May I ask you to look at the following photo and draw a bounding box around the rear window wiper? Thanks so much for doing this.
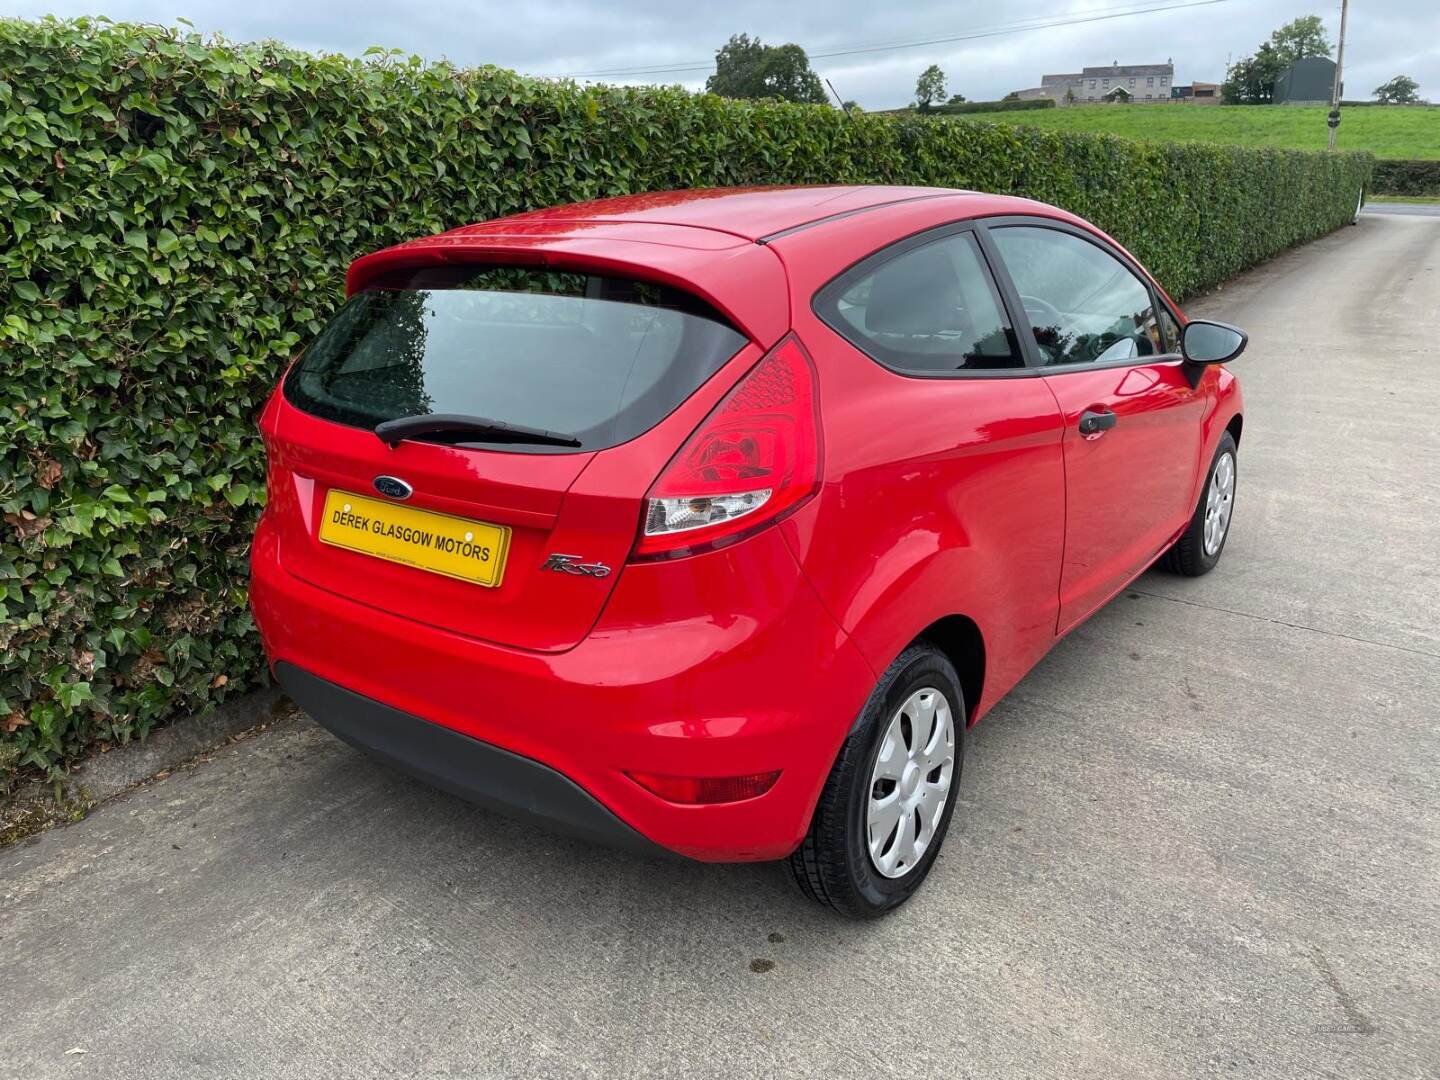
[374,413,582,449]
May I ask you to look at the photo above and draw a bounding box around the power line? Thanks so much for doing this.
[555,4,1166,77]
[561,4,1160,75]
[542,0,1239,80]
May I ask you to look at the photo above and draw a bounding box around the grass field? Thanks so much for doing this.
[975,104,1440,160]
[1368,194,1440,204]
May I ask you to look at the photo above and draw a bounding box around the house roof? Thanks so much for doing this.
[1080,63,1173,77]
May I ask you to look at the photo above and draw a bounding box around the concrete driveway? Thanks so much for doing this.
[4,214,1438,1080]
[1363,201,1440,217]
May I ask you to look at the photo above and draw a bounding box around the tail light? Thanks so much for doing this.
[626,769,782,804]
[632,333,821,560]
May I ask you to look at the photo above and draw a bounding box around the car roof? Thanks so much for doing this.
[344,187,1099,347]
[440,186,1047,244]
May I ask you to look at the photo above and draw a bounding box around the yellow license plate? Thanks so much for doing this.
[318,489,511,588]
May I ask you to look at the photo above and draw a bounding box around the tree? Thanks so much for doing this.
[1222,42,1284,104]
[1268,14,1332,66]
[915,65,946,112]
[705,34,828,104]
[1373,75,1421,104]
[1224,15,1333,105]
[947,92,968,105]
[841,100,862,113]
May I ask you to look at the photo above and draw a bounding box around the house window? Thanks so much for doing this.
[1147,76,1154,86]
[1129,77,1136,86]
[1160,77,1168,85]
[1089,79,1096,88]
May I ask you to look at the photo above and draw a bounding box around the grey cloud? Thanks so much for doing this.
[12,0,1440,106]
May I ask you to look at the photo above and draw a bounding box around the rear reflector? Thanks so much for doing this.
[626,769,782,805]
[632,333,821,559]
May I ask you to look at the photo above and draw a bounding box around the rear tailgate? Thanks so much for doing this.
[264,226,786,653]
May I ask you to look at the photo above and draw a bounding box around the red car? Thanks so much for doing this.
[250,186,1245,917]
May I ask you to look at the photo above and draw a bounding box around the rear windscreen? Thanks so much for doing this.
[284,266,749,452]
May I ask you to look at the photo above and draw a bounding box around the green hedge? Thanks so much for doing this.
[0,17,1372,783]
[883,99,1057,116]
[1371,159,1440,196]
[935,99,1058,114]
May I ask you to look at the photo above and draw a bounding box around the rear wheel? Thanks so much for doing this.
[787,644,964,918]
[1160,432,1237,576]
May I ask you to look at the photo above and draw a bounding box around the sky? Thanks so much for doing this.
[10,0,1439,107]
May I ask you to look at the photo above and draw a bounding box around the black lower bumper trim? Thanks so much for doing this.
[274,662,670,858]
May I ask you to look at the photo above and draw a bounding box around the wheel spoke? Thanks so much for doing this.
[891,808,917,871]
[868,793,901,853]
[927,737,950,777]
[924,744,951,775]
[908,692,936,759]
[922,715,952,772]
[874,718,906,781]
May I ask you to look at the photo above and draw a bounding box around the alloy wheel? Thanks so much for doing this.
[1203,450,1236,556]
[866,687,956,879]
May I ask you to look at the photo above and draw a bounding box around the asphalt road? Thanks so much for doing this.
[4,214,1439,1080]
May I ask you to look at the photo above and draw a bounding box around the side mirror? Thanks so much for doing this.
[1181,319,1247,365]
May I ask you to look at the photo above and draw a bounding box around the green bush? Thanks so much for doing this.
[1371,158,1440,196]
[0,17,1372,783]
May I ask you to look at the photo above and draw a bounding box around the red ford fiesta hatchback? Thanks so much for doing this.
[250,186,1245,917]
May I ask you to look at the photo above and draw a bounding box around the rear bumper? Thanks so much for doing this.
[250,517,876,861]
[275,661,669,857]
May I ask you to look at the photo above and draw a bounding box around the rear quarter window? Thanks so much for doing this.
[285,266,748,452]
[814,230,1024,375]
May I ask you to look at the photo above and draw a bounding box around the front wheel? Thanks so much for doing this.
[1160,432,1237,576]
[786,644,964,918]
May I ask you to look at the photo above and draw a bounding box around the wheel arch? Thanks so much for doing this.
[1225,411,1243,447]
[917,615,986,727]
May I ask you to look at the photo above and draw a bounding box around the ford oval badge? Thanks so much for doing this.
[372,475,413,500]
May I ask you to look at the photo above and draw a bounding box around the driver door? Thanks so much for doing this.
[984,221,1205,634]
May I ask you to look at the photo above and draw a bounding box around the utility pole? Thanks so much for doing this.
[1327,0,1349,150]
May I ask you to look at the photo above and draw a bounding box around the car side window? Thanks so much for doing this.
[817,231,1024,374]
[990,226,1161,367]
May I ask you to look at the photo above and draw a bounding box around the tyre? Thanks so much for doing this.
[786,643,964,918]
[1160,432,1237,576]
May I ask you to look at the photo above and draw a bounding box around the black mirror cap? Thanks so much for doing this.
[1181,319,1248,365]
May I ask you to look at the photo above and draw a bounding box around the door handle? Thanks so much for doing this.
[1078,408,1117,437]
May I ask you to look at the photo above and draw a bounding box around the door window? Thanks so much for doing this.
[991,226,1161,367]
[816,231,1023,374]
